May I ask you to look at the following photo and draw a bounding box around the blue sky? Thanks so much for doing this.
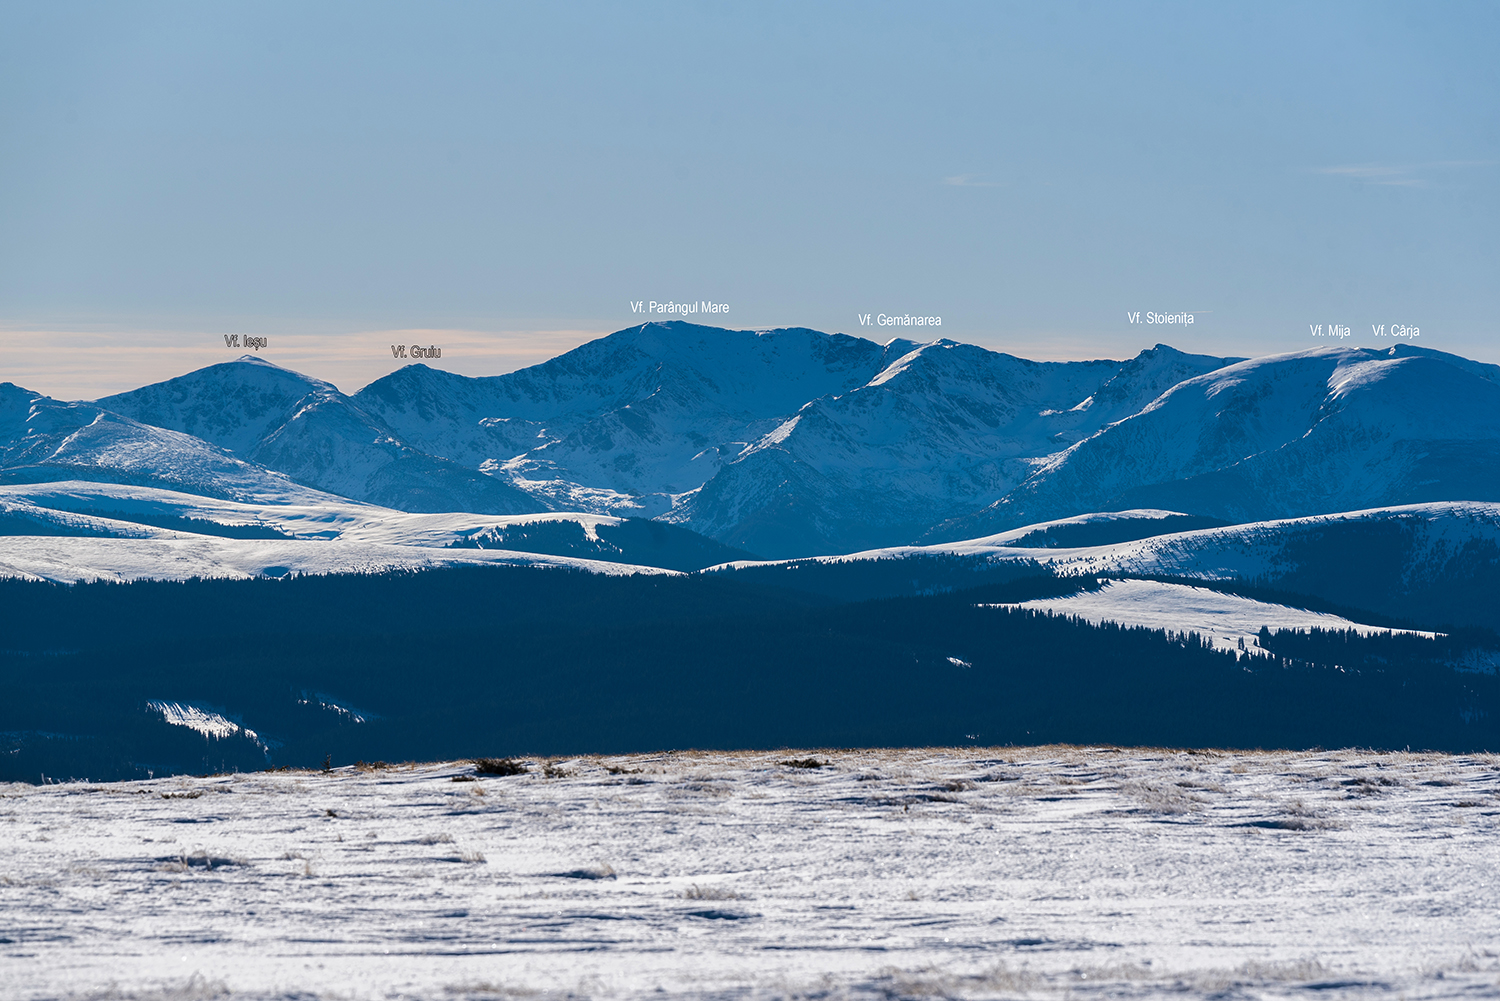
[2,1,1496,396]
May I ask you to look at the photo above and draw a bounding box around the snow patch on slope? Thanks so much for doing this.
[147,701,260,742]
[996,579,1436,656]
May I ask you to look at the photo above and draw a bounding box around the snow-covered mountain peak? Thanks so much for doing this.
[99,356,339,456]
[1093,344,1247,418]
[9,326,1494,562]
[84,359,551,516]
[866,339,958,387]
[0,384,342,506]
[229,353,287,369]
[929,342,1500,542]
[670,339,1242,557]
[1,382,44,428]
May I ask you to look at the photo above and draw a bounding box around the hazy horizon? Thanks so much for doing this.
[6,317,1484,402]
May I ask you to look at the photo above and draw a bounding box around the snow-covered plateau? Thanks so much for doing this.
[0,534,674,584]
[0,482,744,573]
[4,748,1498,1001]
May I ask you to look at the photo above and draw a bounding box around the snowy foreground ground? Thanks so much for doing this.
[4,748,1499,1001]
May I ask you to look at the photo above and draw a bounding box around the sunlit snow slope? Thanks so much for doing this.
[932,345,1500,540]
[0,481,749,571]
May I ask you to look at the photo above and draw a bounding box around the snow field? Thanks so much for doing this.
[0,481,634,549]
[0,535,676,584]
[997,579,1437,655]
[3,747,1499,999]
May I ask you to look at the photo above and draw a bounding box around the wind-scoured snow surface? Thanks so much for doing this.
[4,749,1499,1000]
[997,579,1435,654]
[0,536,675,583]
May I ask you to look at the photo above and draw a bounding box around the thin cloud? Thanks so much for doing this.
[1316,165,1405,178]
[942,173,1002,188]
[1313,160,1497,187]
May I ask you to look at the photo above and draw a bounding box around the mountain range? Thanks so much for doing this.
[3,321,1499,564]
[6,323,1500,776]
[930,343,1500,541]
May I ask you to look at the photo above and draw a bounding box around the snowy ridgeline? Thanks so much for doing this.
[3,748,1499,1001]
[8,326,1500,559]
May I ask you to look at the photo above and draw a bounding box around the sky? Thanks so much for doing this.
[1,0,1496,398]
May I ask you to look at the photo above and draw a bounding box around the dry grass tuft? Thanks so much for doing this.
[157,851,241,872]
[682,884,745,900]
[1118,779,1207,814]
[1253,814,1346,831]
[444,983,545,998]
[1344,774,1404,795]
[882,962,1038,997]
[1,873,58,887]
[780,757,826,769]
[83,972,232,999]
[474,758,527,776]
[1235,957,1330,981]
[552,863,616,880]
[1176,777,1226,792]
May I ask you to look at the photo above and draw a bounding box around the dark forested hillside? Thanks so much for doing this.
[2,567,1496,783]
